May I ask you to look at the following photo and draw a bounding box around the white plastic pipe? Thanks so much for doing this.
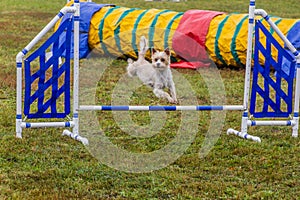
[79,105,244,111]
[62,130,89,145]
[292,59,300,137]
[238,0,256,137]
[227,128,261,142]
[72,0,80,137]
[21,121,74,128]
[243,0,256,110]
[16,63,23,138]
[16,7,76,61]
[247,120,295,126]
[254,9,298,54]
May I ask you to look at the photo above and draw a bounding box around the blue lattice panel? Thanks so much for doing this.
[250,20,296,118]
[24,18,73,119]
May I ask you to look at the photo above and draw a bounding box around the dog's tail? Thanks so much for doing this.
[139,36,148,57]
[126,58,137,77]
[136,36,149,65]
[127,36,148,77]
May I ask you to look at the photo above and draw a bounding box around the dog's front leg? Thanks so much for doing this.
[169,81,177,104]
[153,88,175,103]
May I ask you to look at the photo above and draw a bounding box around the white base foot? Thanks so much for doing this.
[292,133,298,138]
[292,129,298,138]
[16,133,22,139]
[62,130,89,145]
[227,128,261,143]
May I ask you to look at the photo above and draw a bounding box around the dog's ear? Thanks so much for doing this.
[164,47,170,56]
[151,48,157,55]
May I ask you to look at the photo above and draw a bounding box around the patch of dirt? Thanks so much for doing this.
[0,71,16,89]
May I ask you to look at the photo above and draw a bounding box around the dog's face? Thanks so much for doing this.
[151,48,170,70]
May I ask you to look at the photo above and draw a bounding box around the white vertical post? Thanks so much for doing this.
[241,0,256,133]
[61,2,89,145]
[72,0,80,137]
[16,53,24,138]
[292,57,300,137]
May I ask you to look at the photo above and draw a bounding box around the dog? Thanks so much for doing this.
[127,36,177,104]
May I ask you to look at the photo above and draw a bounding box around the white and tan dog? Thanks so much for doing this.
[127,36,177,103]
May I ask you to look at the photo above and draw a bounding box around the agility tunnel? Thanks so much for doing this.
[16,0,300,147]
[57,1,300,69]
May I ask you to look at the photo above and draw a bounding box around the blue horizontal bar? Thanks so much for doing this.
[101,106,129,111]
[196,106,223,110]
[97,106,228,111]
[149,106,177,111]
[77,105,248,112]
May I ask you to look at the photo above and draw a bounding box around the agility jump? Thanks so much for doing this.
[16,0,300,144]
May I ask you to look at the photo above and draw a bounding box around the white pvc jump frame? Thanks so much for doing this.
[16,0,300,145]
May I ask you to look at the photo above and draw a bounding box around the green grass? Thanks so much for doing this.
[1,0,300,199]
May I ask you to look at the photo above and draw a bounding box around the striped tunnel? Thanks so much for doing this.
[60,1,300,69]
[88,6,183,62]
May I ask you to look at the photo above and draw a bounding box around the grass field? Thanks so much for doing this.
[0,0,300,199]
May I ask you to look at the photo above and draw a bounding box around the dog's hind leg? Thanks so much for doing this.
[127,58,136,77]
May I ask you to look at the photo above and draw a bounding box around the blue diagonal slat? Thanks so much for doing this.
[24,16,72,119]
